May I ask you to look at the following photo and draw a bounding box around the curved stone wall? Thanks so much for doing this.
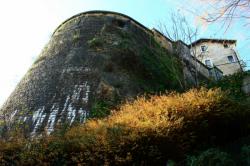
[0,10,179,136]
[53,11,153,36]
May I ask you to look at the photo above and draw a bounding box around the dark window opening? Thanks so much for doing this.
[227,55,235,63]
[112,19,126,28]
[205,59,212,67]
[224,44,229,48]
[201,45,207,52]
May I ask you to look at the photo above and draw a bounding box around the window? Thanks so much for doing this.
[205,59,213,68]
[201,45,207,52]
[112,19,126,28]
[227,55,235,63]
[224,44,229,48]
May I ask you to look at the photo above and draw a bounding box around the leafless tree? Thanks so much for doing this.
[192,0,249,70]
[158,12,202,86]
[199,0,250,31]
[158,13,198,44]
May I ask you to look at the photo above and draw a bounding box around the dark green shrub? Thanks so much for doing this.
[241,145,250,165]
[187,148,235,166]
[207,71,250,101]
[90,101,111,118]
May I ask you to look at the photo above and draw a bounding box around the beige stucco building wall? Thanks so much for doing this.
[190,41,242,75]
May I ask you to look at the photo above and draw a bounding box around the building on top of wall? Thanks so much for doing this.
[189,38,243,75]
[174,40,223,82]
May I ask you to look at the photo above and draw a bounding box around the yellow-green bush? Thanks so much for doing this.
[0,88,249,165]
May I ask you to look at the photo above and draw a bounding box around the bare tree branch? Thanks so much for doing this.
[158,12,201,86]
[200,0,250,30]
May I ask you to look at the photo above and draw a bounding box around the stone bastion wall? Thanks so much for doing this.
[0,10,178,136]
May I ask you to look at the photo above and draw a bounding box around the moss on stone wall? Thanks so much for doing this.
[84,24,185,119]
[114,28,184,92]
[87,24,184,93]
[87,37,104,48]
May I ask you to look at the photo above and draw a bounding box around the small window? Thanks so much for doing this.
[227,55,235,63]
[205,59,213,68]
[224,44,229,48]
[112,19,126,28]
[201,45,207,52]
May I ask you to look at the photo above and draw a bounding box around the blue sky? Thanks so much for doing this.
[0,0,249,106]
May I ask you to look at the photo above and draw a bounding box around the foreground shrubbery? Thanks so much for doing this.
[0,88,250,165]
[186,145,250,166]
[207,71,250,101]
[187,148,235,166]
